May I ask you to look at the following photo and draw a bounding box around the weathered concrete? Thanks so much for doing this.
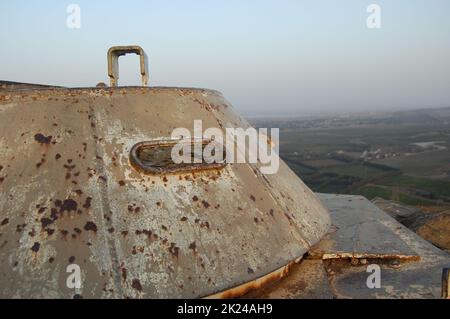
[245,194,450,299]
[372,198,450,251]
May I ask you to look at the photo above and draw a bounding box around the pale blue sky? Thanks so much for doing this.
[1,0,449,115]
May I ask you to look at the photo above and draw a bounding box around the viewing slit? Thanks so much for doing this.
[129,139,226,175]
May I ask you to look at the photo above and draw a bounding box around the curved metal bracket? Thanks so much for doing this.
[107,45,148,87]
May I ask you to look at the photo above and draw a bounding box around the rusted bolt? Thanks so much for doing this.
[350,258,359,266]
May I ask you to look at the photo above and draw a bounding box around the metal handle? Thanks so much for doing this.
[107,45,149,87]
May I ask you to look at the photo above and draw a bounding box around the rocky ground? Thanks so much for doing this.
[372,198,450,254]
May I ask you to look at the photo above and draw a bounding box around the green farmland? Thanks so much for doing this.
[252,114,450,209]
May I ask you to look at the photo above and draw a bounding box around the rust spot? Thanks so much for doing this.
[36,157,45,168]
[250,195,256,202]
[40,217,53,228]
[169,243,180,258]
[118,180,125,186]
[192,195,198,202]
[121,268,127,281]
[50,208,58,220]
[48,257,55,263]
[180,217,188,222]
[31,242,40,253]
[142,229,153,239]
[0,218,8,226]
[162,177,168,183]
[68,256,75,263]
[16,224,26,232]
[189,242,196,251]
[247,267,254,274]
[202,221,210,229]
[84,221,98,232]
[34,133,52,145]
[64,164,76,170]
[82,197,92,209]
[0,240,8,248]
[131,279,142,291]
[60,199,78,213]
[201,200,210,209]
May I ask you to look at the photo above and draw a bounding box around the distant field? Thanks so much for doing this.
[277,122,450,208]
[280,125,450,153]
[379,175,450,198]
[322,164,387,179]
[375,148,450,180]
[283,158,316,175]
[354,185,438,206]
[302,159,346,168]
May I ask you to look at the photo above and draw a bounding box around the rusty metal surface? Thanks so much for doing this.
[0,86,330,298]
[242,259,334,299]
[205,258,300,299]
[0,81,61,92]
[245,194,450,299]
[309,194,421,260]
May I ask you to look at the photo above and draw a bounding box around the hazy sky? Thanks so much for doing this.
[1,0,449,116]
